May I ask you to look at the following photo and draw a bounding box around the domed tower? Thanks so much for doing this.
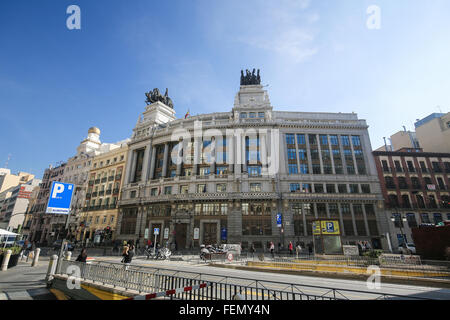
[77,127,102,155]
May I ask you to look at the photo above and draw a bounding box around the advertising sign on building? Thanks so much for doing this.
[46,182,75,214]
[164,227,169,239]
[193,227,200,240]
[221,227,227,241]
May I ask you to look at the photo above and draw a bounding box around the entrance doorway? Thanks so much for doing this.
[175,223,188,249]
[203,223,217,245]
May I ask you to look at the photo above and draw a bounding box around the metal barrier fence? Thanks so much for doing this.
[57,260,432,300]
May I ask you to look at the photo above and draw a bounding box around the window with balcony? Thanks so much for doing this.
[361,184,371,193]
[314,184,324,193]
[248,166,261,176]
[326,184,336,193]
[164,186,172,195]
[250,183,261,192]
[338,184,347,193]
[290,183,300,192]
[406,213,417,228]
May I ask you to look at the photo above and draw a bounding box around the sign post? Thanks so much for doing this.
[46,182,75,274]
[153,228,159,256]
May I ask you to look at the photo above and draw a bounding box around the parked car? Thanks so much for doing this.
[399,243,416,255]
[52,240,74,251]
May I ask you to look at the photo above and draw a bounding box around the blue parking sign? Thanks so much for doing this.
[46,182,75,214]
[276,213,282,227]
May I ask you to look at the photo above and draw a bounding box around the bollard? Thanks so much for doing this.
[65,251,72,261]
[31,248,41,267]
[46,255,58,282]
[1,250,12,271]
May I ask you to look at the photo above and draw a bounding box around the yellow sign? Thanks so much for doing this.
[320,220,340,235]
[312,222,321,235]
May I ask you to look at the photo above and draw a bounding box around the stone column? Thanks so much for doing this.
[193,138,200,176]
[176,140,183,176]
[210,137,216,175]
[142,145,151,181]
[261,131,268,175]
[227,135,234,174]
[242,135,247,173]
[130,150,138,183]
[149,146,156,180]
[349,135,359,175]
[337,203,346,237]
[350,203,358,236]
[338,135,348,175]
[328,135,336,174]
[162,143,169,178]
[305,133,313,174]
[234,133,242,174]
[362,203,371,237]
[124,149,134,184]
[316,135,324,174]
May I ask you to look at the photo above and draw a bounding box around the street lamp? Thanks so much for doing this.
[390,213,408,246]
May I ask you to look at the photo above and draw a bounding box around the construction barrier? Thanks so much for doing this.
[124,282,210,300]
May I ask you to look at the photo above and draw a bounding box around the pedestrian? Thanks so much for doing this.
[269,241,275,258]
[250,243,256,258]
[76,248,88,263]
[278,242,281,254]
[308,243,313,255]
[121,242,128,263]
[126,244,135,264]
[288,241,293,256]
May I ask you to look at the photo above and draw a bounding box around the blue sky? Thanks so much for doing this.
[1,0,449,178]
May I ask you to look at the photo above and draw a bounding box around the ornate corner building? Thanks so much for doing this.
[117,73,388,251]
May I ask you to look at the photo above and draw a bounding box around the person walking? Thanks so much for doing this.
[250,243,256,259]
[288,241,293,256]
[76,248,88,263]
[121,242,129,263]
[269,241,275,259]
[126,244,135,264]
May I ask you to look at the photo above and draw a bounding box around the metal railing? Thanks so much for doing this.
[56,260,432,300]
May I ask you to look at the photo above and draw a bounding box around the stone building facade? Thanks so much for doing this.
[117,80,388,251]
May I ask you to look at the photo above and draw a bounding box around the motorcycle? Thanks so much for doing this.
[146,247,172,260]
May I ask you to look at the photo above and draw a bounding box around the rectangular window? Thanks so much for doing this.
[250,183,261,192]
[309,135,317,145]
[314,184,324,193]
[349,184,359,193]
[288,164,298,175]
[352,136,361,147]
[164,186,172,195]
[298,149,307,160]
[297,134,306,145]
[330,135,339,146]
[180,185,189,194]
[361,184,371,193]
[421,213,430,224]
[258,112,265,118]
[150,188,157,196]
[319,135,328,146]
[287,148,297,160]
[300,164,309,174]
[286,134,295,145]
[248,166,261,176]
[341,135,350,146]
[326,184,336,193]
[196,184,207,193]
[216,184,227,192]
[338,184,347,193]
[302,183,311,193]
[312,164,321,174]
[290,183,301,192]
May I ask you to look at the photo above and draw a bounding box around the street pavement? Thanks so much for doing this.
[2,253,450,300]
[0,259,56,300]
[92,255,450,300]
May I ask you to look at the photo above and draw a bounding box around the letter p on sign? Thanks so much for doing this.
[52,183,65,198]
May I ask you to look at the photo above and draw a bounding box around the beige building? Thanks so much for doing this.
[390,130,420,150]
[0,168,34,193]
[79,142,128,244]
[415,112,450,153]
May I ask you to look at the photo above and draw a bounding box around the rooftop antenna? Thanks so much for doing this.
[4,154,11,168]
[402,126,407,132]
[437,105,442,113]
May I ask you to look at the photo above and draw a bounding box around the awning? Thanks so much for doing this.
[0,229,19,236]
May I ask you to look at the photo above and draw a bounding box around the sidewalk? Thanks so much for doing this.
[0,260,56,300]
